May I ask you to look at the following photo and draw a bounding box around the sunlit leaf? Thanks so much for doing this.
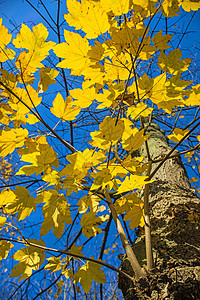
[50,93,81,121]
[37,67,59,93]
[168,128,189,143]
[0,241,13,260]
[81,211,108,238]
[74,260,106,293]
[53,31,90,76]
[45,257,62,273]
[65,0,110,39]
[0,128,28,157]
[36,190,72,238]
[11,239,45,281]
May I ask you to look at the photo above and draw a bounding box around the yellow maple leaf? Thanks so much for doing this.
[158,49,191,75]
[78,194,100,214]
[13,23,55,60]
[114,193,143,214]
[0,128,28,157]
[42,170,60,186]
[87,41,105,63]
[150,73,167,104]
[9,85,42,114]
[100,0,130,15]
[168,128,189,143]
[122,128,149,151]
[0,241,13,261]
[53,31,90,76]
[124,204,145,229]
[74,260,106,294]
[11,240,45,281]
[127,103,153,120]
[104,54,132,82]
[65,0,110,39]
[81,212,108,238]
[184,84,200,106]
[0,18,15,62]
[116,174,152,195]
[13,23,54,78]
[0,189,16,208]
[37,67,59,93]
[45,257,62,273]
[36,190,72,238]
[0,216,7,227]
[50,93,81,121]
[82,64,106,87]
[70,86,97,109]
[17,145,58,175]
[90,116,124,149]
[152,30,173,51]
[178,0,200,11]
[162,0,180,17]
[91,168,112,190]
[5,186,36,221]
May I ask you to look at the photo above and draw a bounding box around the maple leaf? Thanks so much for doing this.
[70,86,97,109]
[81,211,108,238]
[53,31,90,76]
[114,193,143,214]
[0,216,7,227]
[100,0,131,15]
[65,0,110,39]
[150,73,167,104]
[10,240,45,281]
[0,189,16,208]
[184,84,200,106]
[0,18,15,62]
[42,170,60,187]
[37,67,59,93]
[13,23,55,69]
[17,144,58,176]
[8,85,42,114]
[161,0,180,17]
[0,128,28,157]
[0,241,13,261]
[50,93,81,121]
[74,260,106,293]
[45,257,62,273]
[78,194,100,214]
[158,49,192,75]
[127,103,153,120]
[168,128,189,143]
[122,128,149,151]
[116,174,153,195]
[5,186,36,221]
[152,30,173,51]
[36,190,72,238]
[104,54,132,82]
[123,204,145,229]
[179,0,200,11]
[91,168,112,190]
[90,116,124,149]
[114,194,145,231]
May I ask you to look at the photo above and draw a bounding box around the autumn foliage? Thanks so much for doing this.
[0,0,200,298]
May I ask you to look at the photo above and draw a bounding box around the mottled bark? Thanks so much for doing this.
[118,119,200,299]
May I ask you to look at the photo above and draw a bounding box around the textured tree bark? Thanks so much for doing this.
[118,119,200,299]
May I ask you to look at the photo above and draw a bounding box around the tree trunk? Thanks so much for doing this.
[118,119,200,299]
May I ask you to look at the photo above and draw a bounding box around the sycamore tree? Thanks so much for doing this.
[0,0,200,299]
